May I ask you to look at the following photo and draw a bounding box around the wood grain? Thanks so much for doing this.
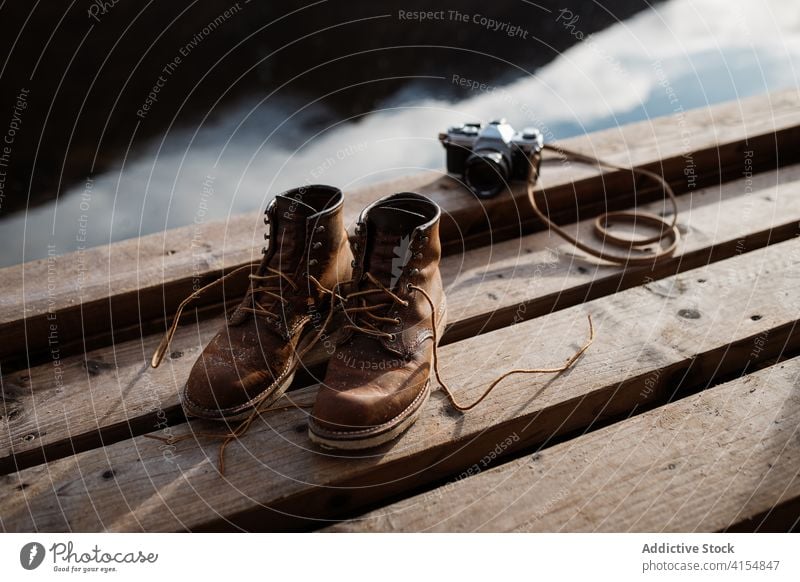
[1,235,798,532]
[3,90,798,368]
[328,357,800,532]
[3,164,799,474]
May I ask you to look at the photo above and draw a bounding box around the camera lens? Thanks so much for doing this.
[464,151,510,198]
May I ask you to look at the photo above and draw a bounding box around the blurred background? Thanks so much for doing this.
[0,0,798,267]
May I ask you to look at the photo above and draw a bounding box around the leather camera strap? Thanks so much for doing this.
[527,143,681,266]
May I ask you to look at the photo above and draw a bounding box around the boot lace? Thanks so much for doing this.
[150,264,312,368]
[333,271,595,413]
[238,266,299,320]
[146,268,341,475]
[151,261,259,369]
[411,284,595,412]
[149,236,596,474]
[147,209,344,474]
[339,271,409,340]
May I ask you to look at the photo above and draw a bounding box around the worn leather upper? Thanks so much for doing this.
[312,193,445,434]
[183,185,353,418]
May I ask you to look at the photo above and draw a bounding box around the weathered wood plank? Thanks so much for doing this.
[3,163,799,474]
[1,235,798,532]
[442,163,800,342]
[3,90,798,368]
[328,357,800,532]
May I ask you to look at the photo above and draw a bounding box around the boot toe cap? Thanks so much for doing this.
[310,377,428,436]
[182,351,282,418]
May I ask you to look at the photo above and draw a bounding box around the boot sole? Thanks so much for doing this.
[307,304,448,450]
[181,318,341,422]
[307,382,431,450]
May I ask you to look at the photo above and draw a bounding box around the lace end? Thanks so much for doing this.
[151,337,169,368]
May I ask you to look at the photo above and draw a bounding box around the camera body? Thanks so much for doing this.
[439,119,543,198]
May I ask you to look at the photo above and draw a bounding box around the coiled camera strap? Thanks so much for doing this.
[527,144,680,266]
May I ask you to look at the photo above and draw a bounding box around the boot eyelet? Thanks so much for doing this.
[308,258,319,266]
[409,268,420,277]
[315,225,326,233]
[406,283,413,292]
[351,259,357,268]
[312,241,323,250]
[352,242,359,252]
[261,246,268,254]
[394,318,402,326]
[387,333,396,342]
[414,253,423,260]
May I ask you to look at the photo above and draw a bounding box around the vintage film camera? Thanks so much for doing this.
[439,119,543,198]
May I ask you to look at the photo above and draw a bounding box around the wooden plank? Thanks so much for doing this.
[442,163,800,342]
[3,90,799,368]
[328,357,800,532]
[2,163,799,475]
[1,235,799,532]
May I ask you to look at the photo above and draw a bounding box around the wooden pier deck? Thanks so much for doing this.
[1,89,799,532]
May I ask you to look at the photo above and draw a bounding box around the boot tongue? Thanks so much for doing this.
[365,206,426,290]
[265,194,317,272]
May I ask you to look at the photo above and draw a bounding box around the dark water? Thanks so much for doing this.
[1,0,798,267]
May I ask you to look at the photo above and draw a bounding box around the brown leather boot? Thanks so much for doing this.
[309,192,446,449]
[178,185,353,421]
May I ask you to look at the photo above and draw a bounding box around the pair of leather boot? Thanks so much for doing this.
[154,185,446,450]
